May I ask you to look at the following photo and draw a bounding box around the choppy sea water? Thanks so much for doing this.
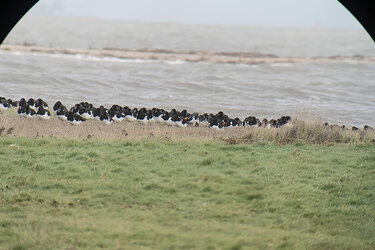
[1,15,374,126]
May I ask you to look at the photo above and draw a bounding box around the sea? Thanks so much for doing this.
[1,15,374,127]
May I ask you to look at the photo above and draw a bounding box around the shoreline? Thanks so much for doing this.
[1,97,374,143]
[2,44,375,65]
[1,113,374,144]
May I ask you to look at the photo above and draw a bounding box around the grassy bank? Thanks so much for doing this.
[1,114,375,144]
[0,137,374,249]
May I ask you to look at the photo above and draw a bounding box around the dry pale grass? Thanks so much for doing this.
[228,121,375,145]
[0,110,249,141]
[0,108,374,144]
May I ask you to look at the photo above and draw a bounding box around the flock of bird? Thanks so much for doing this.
[0,96,293,129]
[0,96,373,131]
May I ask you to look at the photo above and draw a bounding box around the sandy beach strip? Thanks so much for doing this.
[1,44,375,65]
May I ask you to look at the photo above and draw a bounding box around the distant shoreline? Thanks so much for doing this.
[2,44,374,65]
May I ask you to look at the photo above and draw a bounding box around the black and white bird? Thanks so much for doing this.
[277,116,291,127]
[36,106,51,119]
[18,105,36,118]
[53,101,66,112]
[35,98,49,110]
[67,112,86,124]
[99,112,114,125]
[0,97,10,110]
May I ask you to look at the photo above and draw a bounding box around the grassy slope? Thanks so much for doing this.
[0,138,374,249]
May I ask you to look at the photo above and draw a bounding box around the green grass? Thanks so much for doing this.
[0,137,374,249]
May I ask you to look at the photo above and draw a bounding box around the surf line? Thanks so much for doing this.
[1,44,374,65]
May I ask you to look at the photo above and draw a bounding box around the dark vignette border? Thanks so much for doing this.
[0,0,374,45]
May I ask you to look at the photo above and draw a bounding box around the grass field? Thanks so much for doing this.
[0,137,374,249]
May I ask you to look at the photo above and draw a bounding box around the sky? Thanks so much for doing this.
[29,0,362,29]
